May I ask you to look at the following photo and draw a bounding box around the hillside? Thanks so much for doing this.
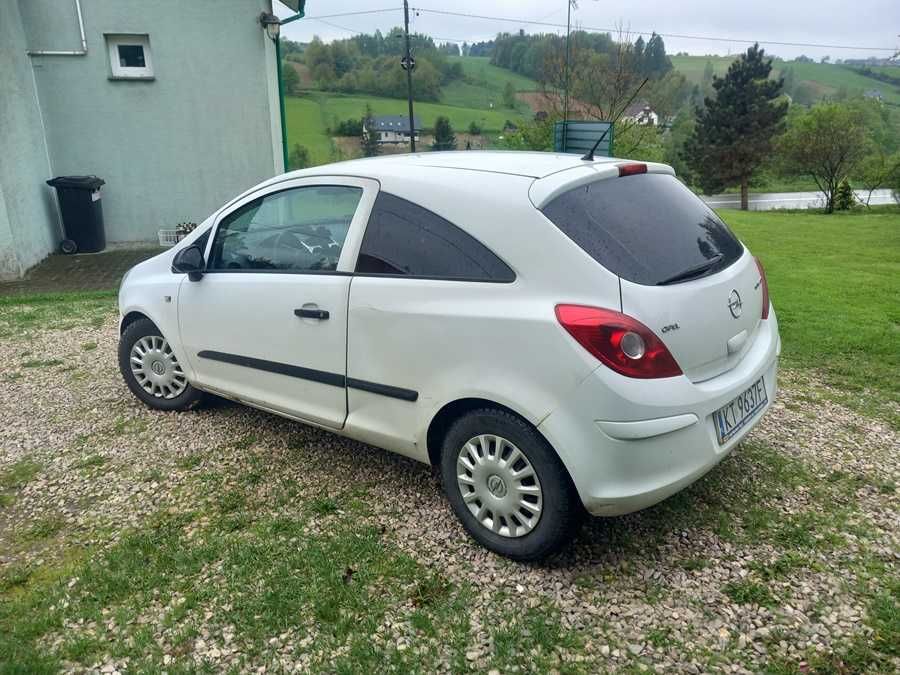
[671,55,900,105]
[284,52,898,168]
[284,56,537,166]
[285,90,529,166]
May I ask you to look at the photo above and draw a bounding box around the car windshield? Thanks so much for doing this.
[541,173,744,285]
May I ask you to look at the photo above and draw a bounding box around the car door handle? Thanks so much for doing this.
[294,308,329,320]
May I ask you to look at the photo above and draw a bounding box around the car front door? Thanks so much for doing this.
[178,176,377,429]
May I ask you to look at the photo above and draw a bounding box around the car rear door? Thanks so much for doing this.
[177,176,378,428]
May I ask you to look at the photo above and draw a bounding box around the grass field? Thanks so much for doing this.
[722,206,900,427]
[285,90,529,164]
[283,96,335,166]
[282,56,538,166]
[671,55,900,105]
[444,55,539,111]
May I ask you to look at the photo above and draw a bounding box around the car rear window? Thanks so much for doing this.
[541,173,744,285]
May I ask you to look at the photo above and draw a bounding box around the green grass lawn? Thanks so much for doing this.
[283,96,334,166]
[722,206,900,426]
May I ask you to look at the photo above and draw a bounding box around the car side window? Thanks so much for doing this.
[208,185,363,272]
[355,193,514,281]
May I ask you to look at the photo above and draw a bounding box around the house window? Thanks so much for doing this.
[106,34,153,79]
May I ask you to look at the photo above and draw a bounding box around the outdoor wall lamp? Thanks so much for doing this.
[259,12,281,40]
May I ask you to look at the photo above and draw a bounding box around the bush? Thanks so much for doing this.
[431,116,457,151]
[288,144,310,170]
[334,118,363,136]
[467,121,483,136]
[834,178,855,210]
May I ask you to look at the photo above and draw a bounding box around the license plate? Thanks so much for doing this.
[713,377,767,445]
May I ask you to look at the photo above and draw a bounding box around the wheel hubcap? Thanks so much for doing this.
[129,335,187,400]
[456,434,543,538]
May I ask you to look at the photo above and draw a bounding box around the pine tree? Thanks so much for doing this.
[643,33,671,78]
[683,44,787,209]
[431,116,457,151]
[360,105,381,157]
[833,178,855,210]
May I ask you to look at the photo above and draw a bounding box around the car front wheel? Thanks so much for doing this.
[440,408,582,561]
[118,318,204,411]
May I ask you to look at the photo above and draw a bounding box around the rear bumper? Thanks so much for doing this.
[538,311,780,516]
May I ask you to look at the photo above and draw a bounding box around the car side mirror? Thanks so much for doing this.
[172,244,205,282]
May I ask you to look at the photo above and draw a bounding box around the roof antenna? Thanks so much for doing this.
[581,77,649,161]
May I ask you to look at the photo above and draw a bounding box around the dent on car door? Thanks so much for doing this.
[177,179,378,428]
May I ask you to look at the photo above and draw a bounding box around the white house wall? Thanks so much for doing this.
[15,0,281,249]
[0,1,58,278]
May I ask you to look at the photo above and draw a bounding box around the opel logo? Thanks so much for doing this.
[151,361,166,375]
[487,475,507,498]
[728,289,742,319]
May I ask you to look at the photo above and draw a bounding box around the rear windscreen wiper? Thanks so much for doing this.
[657,254,723,286]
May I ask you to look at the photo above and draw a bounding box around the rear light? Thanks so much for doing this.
[555,305,682,379]
[755,257,770,319]
[618,163,648,177]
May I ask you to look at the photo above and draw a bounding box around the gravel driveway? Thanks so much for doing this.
[1,304,897,673]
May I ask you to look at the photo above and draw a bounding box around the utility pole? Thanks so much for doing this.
[403,0,416,152]
[563,0,576,150]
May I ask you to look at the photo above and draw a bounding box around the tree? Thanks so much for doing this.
[468,121,483,135]
[776,102,869,213]
[701,60,715,98]
[288,144,310,170]
[496,114,556,151]
[683,44,787,209]
[361,105,381,157]
[431,116,457,151]
[833,178,854,210]
[781,66,795,98]
[856,151,900,206]
[282,63,301,97]
[642,33,672,78]
[502,81,517,108]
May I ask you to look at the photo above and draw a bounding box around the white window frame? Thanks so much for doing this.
[106,34,153,80]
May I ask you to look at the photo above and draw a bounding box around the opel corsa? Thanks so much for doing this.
[118,152,780,560]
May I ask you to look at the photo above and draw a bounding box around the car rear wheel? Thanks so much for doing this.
[118,318,204,411]
[440,408,582,561]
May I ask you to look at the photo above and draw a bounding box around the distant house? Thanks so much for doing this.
[864,89,884,101]
[365,115,422,144]
[622,102,659,126]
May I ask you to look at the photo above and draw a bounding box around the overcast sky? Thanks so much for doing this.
[274,0,899,61]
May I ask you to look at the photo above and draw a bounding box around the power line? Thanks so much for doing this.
[310,18,364,36]
[304,8,399,21]
[410,7,898,52]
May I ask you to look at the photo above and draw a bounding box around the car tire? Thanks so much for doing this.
[440,408,582,561]
[118,318,205,412]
